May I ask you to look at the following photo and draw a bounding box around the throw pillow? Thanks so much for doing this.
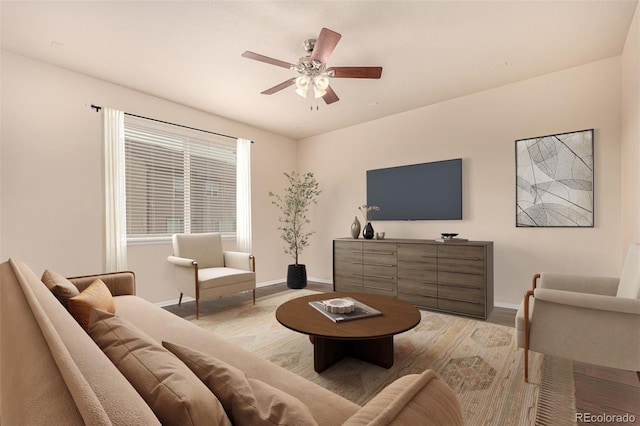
[88,309,230,426]
[342,370,463,426]
[68,279,115,330]
[41,269,80,308]
[162,341,318,426]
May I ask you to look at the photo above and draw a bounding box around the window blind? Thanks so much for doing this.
[124,117,237,239]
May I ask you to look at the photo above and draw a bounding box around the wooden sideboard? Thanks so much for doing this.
[333,238,494,319]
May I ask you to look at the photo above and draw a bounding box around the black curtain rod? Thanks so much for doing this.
[91,104,252,143]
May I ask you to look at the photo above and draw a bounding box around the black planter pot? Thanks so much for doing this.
[287,264,307,289]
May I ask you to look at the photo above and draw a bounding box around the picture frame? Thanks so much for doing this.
[515,129,594,227]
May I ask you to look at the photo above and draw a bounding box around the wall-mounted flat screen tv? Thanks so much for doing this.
[366,158,462,220]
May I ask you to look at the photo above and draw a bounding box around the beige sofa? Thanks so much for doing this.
[0,258,463,425]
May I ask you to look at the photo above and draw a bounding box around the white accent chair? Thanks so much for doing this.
[167,233,256,319]
[516,244,640,382]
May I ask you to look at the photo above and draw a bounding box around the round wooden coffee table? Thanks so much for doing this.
[275,292,421,373]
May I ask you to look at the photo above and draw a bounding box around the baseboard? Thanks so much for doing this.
[307,277,333,285]
[156,296,195,308]
[494,301,519,310]
[257,279,285,288]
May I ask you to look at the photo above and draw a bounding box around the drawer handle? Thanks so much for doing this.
[440,296,483,304]
[364,263,396,267]
[438,269,483,276]
[362,273,395,280]
[366,285,394,292]
[440,256,483,261]
[439,282,482,289]
[362,251,395,255]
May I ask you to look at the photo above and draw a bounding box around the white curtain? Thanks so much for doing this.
[104,108,128,271]
[236,138,252,253]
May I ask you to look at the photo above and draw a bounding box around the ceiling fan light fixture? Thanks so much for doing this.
[295,76,310,98]
[242,27,383,105]
[312,75,329,98]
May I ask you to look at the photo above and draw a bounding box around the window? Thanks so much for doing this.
[124,117,237,240]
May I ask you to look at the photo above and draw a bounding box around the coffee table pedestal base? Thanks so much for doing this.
[311,335,394,373]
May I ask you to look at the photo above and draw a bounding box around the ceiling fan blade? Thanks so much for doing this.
[322,85,340,104]
[261,78,297,95]
[328,66,383,79]
[309,28,342,64]
[242,51,295,69]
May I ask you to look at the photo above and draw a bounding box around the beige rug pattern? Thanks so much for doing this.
[191,289,555,425]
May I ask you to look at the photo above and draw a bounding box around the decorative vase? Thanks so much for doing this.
[287,264,307,289]
[363,222,374,239]
[350,216,361,239]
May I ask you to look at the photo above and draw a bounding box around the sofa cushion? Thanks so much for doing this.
[198,267,255,289]
[88,309,230,426]
[42,269,80,308]
[68,279,115,329]
[163,341,318,426]
[342,370,463,426]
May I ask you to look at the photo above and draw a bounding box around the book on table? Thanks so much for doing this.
[308,297,382,323]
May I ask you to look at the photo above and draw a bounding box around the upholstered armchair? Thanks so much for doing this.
[167,233,256,319]
[515,244,640,382]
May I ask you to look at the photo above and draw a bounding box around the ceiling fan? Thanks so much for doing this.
[241,27,383,105]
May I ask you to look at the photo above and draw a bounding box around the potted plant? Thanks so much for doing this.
[269,172,321,289]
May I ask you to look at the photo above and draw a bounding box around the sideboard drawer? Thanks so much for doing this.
[398,279,437,297]
[335,241,363,264]
[438,271,484,288]
[399,292,438,309]
[364,280,397,297]
[438,298,485,318]
[398,244,437,263]
[437,245,485,260]
[437,284,485,304]
[398,268,437,283]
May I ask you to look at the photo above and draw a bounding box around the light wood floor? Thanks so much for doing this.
[165,281,640,425]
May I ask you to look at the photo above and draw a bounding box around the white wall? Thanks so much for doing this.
[298,57,624,306]
[0,51,296,303]
[622,5,640,250]
[1,44,633,307]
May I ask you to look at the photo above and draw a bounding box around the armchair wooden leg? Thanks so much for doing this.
[523,288,534,383]
[524,347,529,383]
[252,288,256,305]
[196,297,199,320]
[178,292,183,307]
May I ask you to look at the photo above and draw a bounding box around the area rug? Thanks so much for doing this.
[189,289,572,425]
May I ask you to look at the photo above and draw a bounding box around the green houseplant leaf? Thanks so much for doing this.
[268,172,321,265]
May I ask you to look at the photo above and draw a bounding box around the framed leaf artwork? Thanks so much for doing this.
[516,129,594,227]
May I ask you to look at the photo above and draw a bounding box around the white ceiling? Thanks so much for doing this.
[1,1,637,140]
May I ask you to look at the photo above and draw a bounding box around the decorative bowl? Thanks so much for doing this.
[322,298,355,314]
[441,233,459,239]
